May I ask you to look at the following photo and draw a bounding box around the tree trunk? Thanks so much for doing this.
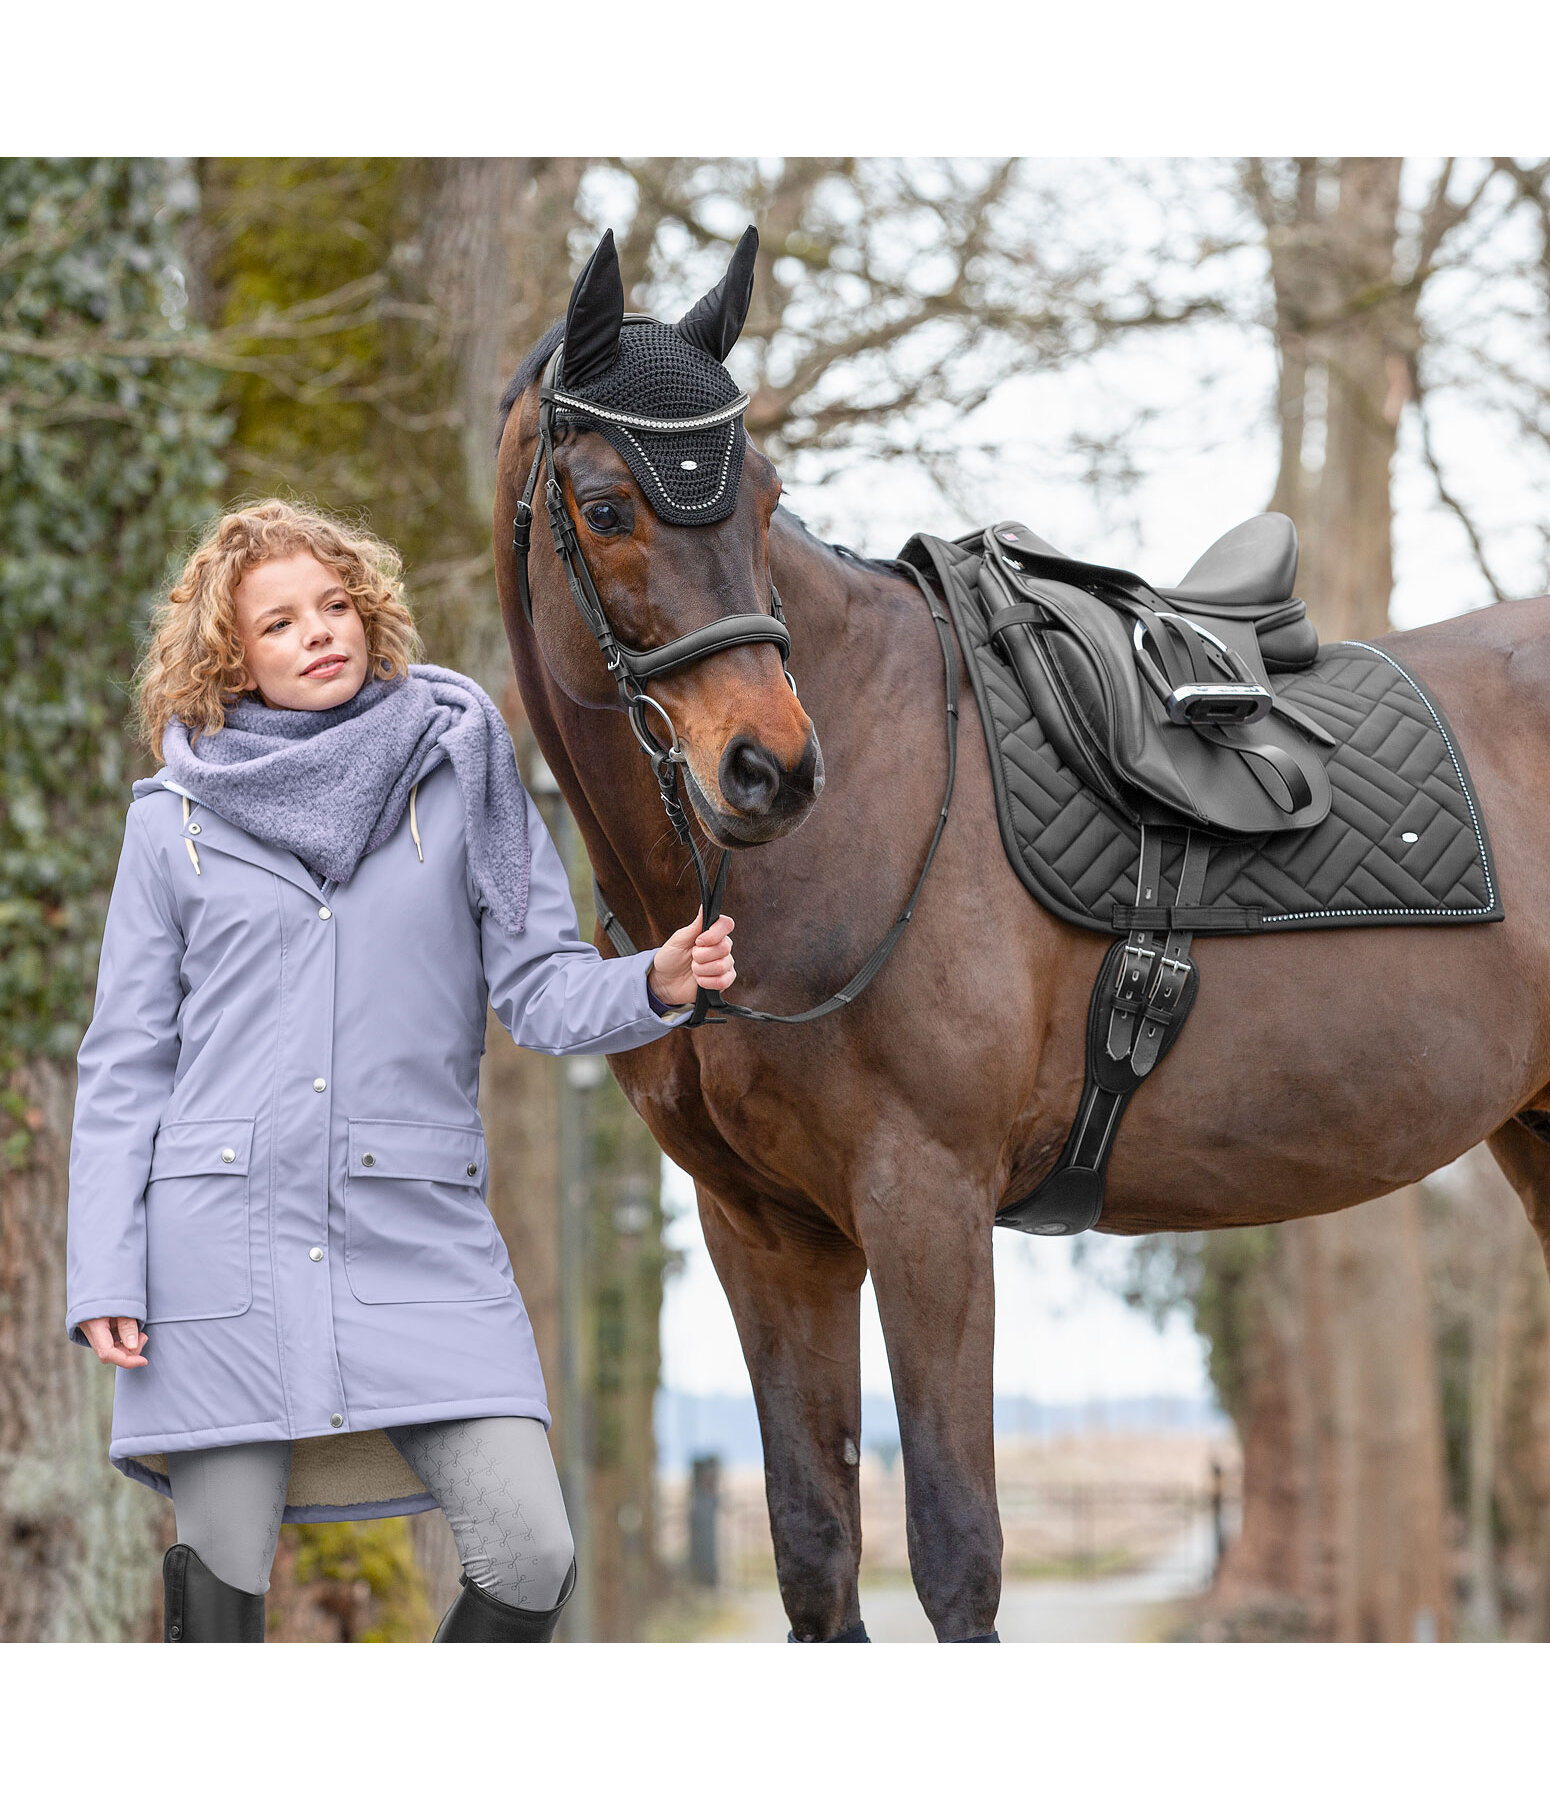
[1210,158,1452,1639]
[1421,1143,1550,1639]
[0,1060,170,1641]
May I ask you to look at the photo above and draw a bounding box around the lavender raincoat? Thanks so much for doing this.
[65,745,688,1522]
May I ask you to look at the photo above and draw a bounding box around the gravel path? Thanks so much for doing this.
[701,1517,1213,1643]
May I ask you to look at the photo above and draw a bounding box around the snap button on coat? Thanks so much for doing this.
[65,749,688,1522]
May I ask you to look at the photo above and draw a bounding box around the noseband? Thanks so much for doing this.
[511,337,961,1029]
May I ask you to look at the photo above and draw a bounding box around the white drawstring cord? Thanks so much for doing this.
[181,793,201,875]
[178,784,420,877]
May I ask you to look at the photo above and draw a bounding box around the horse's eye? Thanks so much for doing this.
[583,502,621,534]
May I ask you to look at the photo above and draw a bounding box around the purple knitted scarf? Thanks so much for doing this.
[148,663,531,932]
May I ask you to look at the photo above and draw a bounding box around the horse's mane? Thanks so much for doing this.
[495,320,565,454]
[776,506,903,579]
[496,329,903,580]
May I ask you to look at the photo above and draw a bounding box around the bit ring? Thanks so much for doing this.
[630,692,683,762]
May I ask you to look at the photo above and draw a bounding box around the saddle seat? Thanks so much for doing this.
[974,512,1331,837]
[1018,512,1320,671]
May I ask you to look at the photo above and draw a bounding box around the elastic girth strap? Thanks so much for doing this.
[996,825,1206,1238]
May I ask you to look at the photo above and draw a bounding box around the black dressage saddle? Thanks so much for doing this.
[900,511,1500,1238]
[976,514,1332,837]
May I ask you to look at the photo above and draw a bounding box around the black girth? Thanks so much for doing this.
[511,343,960,1028]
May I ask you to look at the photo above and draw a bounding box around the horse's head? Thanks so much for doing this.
[495,227,822,849]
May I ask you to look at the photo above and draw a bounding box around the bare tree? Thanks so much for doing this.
[584,159,1231,521]
[1205,158,1529,1641]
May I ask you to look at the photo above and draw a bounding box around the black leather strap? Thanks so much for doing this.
[1106,826,1166,1065]
[1130,829,1207,1078]
[985,602,1057,644]
[1191,720,1314,815]
[588,565,961,1028]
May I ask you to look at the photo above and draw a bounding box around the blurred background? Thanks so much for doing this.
[5,156,1550,1642]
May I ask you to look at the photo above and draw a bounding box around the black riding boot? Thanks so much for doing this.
[432,1559,577,1642]
[162,1543,266,1642]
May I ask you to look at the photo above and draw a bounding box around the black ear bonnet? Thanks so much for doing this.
[549,226,758,526]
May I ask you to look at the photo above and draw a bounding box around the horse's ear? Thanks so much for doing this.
[676,225,759,362]
[560,229,625,389]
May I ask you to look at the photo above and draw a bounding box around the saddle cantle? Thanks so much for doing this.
[900,516,1502,1238]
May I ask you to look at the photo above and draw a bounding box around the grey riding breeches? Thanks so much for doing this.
[163,1414,574,1606]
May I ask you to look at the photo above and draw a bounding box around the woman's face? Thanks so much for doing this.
[233,550,371,711]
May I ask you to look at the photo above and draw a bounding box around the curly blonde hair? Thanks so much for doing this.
[134,498,424,757]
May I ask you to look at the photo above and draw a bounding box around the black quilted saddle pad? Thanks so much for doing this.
[915,536,1501,937]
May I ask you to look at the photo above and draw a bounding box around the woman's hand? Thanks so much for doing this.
[79,1316,149,1370]
[648,908,736,1009]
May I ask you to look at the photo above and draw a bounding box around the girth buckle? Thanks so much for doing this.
[1113,942,1156,1003]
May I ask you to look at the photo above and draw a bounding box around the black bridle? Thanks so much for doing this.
[511,338,961,1028]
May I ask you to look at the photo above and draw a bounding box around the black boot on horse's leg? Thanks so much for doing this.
[162,1542,266,1642]
[433,1559,577,1642]
[788,1619,871,1642]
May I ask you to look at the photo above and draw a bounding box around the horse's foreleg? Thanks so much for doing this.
[860,1165,1002,1642]
[1486,1112,1550,1274]
[696,1178,870,1642]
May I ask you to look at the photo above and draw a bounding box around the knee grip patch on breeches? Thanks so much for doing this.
[385,1415,575,1610]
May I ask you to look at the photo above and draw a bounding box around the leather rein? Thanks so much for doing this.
[510,340,961,1029]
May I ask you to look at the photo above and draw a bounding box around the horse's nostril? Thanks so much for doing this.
[720,736,782,815]
[793,730,822,798]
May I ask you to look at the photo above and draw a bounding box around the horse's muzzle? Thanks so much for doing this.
[691,728,824,845]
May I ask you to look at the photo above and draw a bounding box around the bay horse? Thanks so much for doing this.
[492,230,1550,1643]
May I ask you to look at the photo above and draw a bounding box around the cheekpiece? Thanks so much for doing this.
[548,319,750,526]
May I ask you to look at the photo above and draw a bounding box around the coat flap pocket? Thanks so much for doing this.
[149,1117,255,1179]
[347,1118,485,1185]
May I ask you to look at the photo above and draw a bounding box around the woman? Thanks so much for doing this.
[65,498,735,1643]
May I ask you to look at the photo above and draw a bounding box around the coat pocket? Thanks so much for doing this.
[343,1118,509,1305]
[144,1117,255,1324]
